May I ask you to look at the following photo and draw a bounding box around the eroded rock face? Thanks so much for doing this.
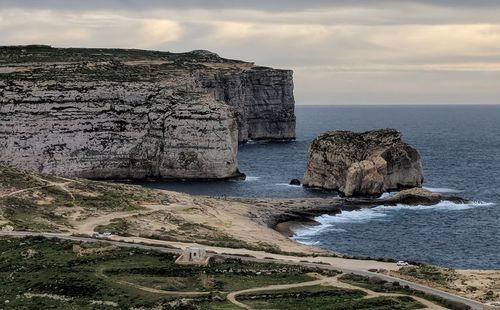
[0,46,295,179]
[303,129,423,196]
[200,69,296,142]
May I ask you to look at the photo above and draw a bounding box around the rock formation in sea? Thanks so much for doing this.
[303,128,423,196]
[0,46,295,179]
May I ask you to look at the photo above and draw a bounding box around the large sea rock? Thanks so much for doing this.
[0,46,295,179]
[303,129,423,196]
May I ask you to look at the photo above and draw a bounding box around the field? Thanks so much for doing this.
[339,274,471,310]
[239,286,422,310]
[0,236,334,309]
[0,236,437,309]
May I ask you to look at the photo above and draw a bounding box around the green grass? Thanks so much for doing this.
[95,219,131,236]
[68,180,166,211]
[0,165,45,189]
[398,265,456,286]
[340,274,471,310]
[237,285,423,310]
[0,45,251,83]
[1,197,68,231]
[0,236,333,308]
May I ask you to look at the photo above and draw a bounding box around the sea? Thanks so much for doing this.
[144,105,500,269]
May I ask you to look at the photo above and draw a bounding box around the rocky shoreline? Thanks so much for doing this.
[231,187,468,240]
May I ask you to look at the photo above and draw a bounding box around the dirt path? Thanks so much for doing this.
[32,175,77,201]
[227,274,447,310]
[105,234,400,272]
[95,266,211,297]
[226,277,332,309]
[0,175,78,200]
[72,205,168,234]
[0,186,47,198]
[333,276,447,310]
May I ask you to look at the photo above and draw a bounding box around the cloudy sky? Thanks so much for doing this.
[1,0,499,105]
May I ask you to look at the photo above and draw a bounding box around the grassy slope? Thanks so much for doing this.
[0,165,169,231]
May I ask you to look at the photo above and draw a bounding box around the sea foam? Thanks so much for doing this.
[291,200,494,241]
[244,176,260,181]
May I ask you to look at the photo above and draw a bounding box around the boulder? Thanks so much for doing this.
[303,129,423,196]
[289,179,301,186]
[383,188,467,205]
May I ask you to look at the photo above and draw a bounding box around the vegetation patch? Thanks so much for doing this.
[0,236,333,308]
[237,285,423,310]
[398,265,457,286]
[0,165,45,190]
[340,274,471,310]
[95,219,131,236]
[0,167,171,231]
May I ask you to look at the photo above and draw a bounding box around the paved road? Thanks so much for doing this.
[0,231,484,310]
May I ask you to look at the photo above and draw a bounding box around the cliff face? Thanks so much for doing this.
[198,69,295,142]
[0,46,295,179]
[303,129,424,196]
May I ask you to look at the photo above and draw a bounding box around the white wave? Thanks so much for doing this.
[276,183,301,187]
[292,239,322,246]
[244,176,260,181]
[375,200,494,211]
[316,209,388,224]
[291,209,385,240]
[379,192,396,199]
[423,187,463,193]
[291,200,495,242]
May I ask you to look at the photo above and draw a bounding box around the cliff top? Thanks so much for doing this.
[0,45,285,82]
[310,128,403,154]
[0,45,242,64]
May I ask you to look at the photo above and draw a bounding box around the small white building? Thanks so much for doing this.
[175,246,209,265]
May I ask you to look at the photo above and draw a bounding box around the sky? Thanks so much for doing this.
[1,0,499,105]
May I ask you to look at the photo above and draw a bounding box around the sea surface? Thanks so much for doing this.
[145,105,500,269]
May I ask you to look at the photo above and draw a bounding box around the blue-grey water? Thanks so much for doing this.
[145,105,500,269]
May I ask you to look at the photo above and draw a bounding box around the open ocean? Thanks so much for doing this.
[145,105,500,269]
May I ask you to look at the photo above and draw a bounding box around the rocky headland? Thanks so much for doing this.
[0,45,295,180]
[303,128,424,197]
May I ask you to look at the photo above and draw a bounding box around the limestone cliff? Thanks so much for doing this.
[0,46,295,179]
[303,129,423,196]
[198,68,295,142]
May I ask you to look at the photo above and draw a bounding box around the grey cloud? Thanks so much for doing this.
[1,0,500,12]
[1,1,499,105]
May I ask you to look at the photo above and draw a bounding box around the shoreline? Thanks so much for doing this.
[232,188,483,268]
[274,218,320,238]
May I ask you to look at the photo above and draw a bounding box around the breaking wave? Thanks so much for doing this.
[276,183,301,187]
[291,200,494,242]
[244,176,260,182]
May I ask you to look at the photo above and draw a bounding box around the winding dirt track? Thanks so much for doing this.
[0,176,77,199]
[95,267,211,297]
[72,205,167,234]
[226,274,447,310]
